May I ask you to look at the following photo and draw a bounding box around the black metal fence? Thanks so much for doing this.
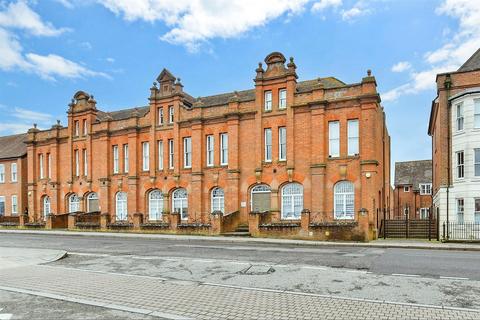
[443,222,480,241]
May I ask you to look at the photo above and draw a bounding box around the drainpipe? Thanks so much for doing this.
[445,74,452,240]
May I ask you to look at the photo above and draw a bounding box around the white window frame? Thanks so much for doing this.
[334,181,355,220]
[87,192,99,212]
[183,137,192,168]
[69,193,80,213]
[148,190,163,221]
[158,107,164,125]
[281,183,303,220]
[74,150,79,177]
[39,154,45,179]
[211,187,225,213]
[113,145,119,174]
[279,89,287,109]
[115,192,128,221]
[329,121,340,157]
[456,151,464,179]
[168,139,174,169]
[206,135,214,167]
[419,207,430,220]
[158,140,164,170]
[83,149,88,176]
[264,128,272,162]
[123,144,129,173]
[74,120,79,136]
[48,153,51,179]
[0,196,5,215]
[403,186,410,192]
[172,188,188,220]
[43,196,50,216]
[457,198,464,223]
[475,99,480,129]
[456,103,464,131]
[347,119,359,156]
[11,195,17,215]
[142,142,150,171]
[11,163,17,182]
[419,183,432,195]
[220,133,228,165]
[264,91,272,111]
[0,164,4,183]
[250,184,271,212]
[278,127,286,161]
[168,106,174,124]
[475,148,480,177]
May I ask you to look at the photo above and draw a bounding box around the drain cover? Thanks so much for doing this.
[238,265,275,275]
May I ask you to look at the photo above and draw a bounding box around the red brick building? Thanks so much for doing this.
[393,160,432,219]
[5,52,391,240]
[0,134,28,219]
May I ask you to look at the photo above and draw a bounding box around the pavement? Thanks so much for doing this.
[1,229,480,251]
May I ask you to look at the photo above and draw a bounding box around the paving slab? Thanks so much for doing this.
[0,265,479,320]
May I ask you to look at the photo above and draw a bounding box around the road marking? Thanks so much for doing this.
[0,309,12,320]
[439,276,469,281]
[391,273,420,278]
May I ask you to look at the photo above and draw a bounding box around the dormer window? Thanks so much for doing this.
[279,89,287,109]
[264,91,272,111]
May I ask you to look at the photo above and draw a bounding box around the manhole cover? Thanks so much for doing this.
[238,265,275,275]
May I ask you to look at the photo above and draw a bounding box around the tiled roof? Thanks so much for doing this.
[394,160,432,190]
[94,77,347,121]
[96,106,150,121]
[458,48,480,72]
[0,133,27,159]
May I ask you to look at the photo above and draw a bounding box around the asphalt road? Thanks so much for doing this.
[1,233,479,280]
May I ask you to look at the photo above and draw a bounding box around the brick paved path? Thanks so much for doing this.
[0,265,479,320]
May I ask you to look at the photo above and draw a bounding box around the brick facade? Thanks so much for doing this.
[393,160,432,219]
[0,134,28,220]
[4,52,391,240]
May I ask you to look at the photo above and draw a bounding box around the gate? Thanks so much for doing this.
[381,215,438,240]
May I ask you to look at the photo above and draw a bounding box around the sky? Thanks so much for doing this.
[0,0,479,176]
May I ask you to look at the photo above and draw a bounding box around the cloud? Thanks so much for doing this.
[311,0,342,12]
[25,53,110,80]
[0,1,69,36]
[54,0,74,9]
[391,61,411,73]
[382,0,480,102]
[341,1,371,21]
[97,0,310,51]
[0,1,107,81]
[0,104,58,135]
[106,57,115,63]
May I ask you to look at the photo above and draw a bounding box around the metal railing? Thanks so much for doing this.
[443,222,480,241]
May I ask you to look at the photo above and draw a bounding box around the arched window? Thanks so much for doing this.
[149,190,163,220]
[251,184,271,212]
[334,181,355,220]
[281,183,303,220]
[172,188,188,220]
[116,192,128,221]
[43,196,50,217]
[87,192,99,212]
[211,187,224,213]
[69,194,80,213]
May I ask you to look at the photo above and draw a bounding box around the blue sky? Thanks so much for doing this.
[0,0,479,173]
